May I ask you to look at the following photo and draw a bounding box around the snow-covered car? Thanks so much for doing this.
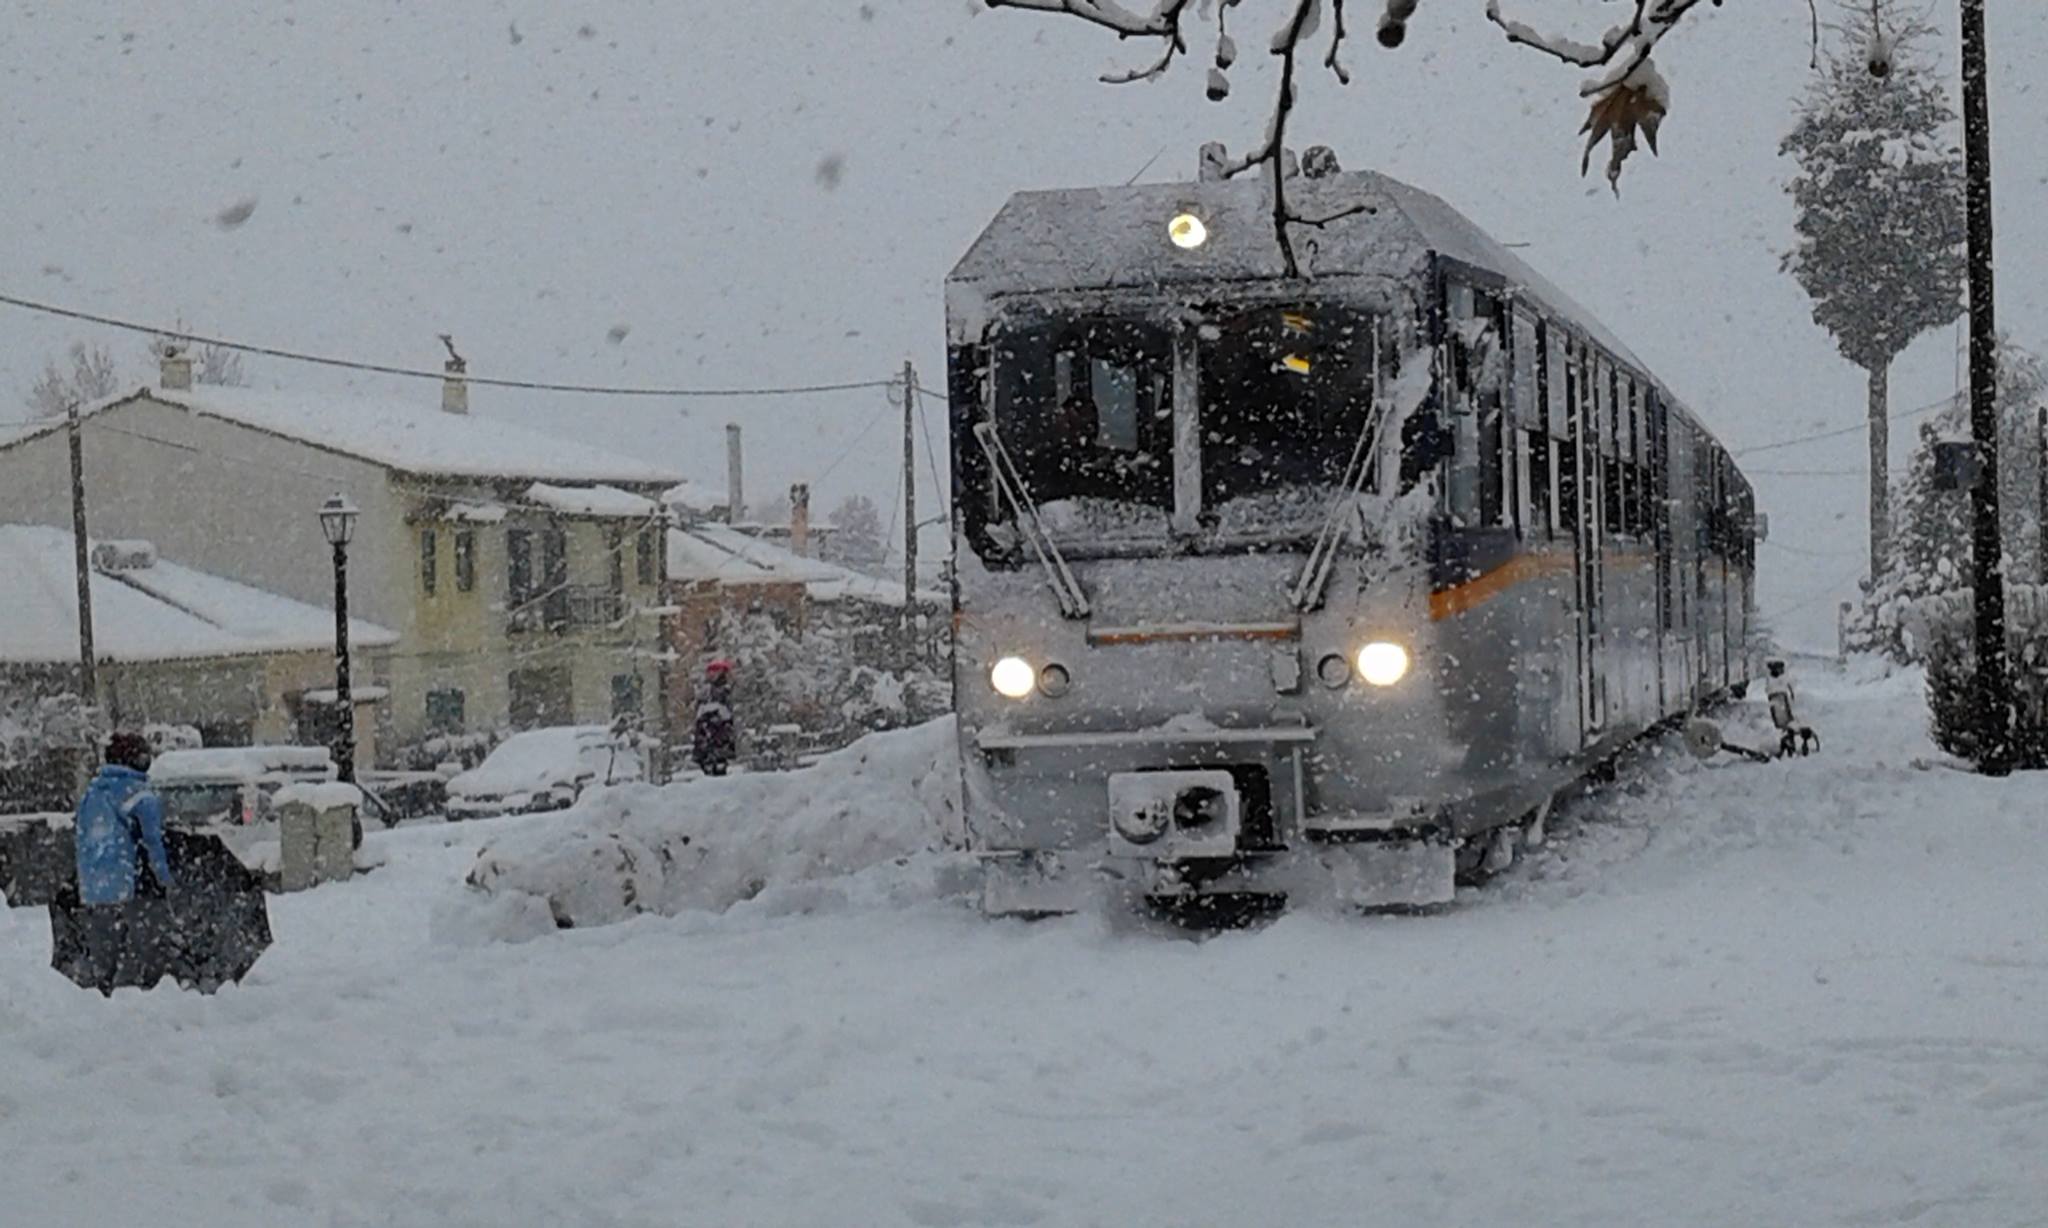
[150,746,338,829]
[443,727,643,820]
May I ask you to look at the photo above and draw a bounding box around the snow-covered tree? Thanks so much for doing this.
[1781,3,1965,581]
[828,494,887,570]
[709,606,947,753]
[1852,340,2046,660]
[25,341,119,418]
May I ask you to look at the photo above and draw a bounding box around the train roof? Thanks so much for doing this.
[947,167,1662,399]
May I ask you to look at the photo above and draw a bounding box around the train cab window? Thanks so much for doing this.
[1199,305,1376,515]
[991,318,1174,513]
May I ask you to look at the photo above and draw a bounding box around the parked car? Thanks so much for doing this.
[150,746,337,828]
[444,726,643,820]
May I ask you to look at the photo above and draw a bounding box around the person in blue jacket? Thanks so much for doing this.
[74,732,173,905]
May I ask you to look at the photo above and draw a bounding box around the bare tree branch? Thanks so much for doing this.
[987,0,1196,84]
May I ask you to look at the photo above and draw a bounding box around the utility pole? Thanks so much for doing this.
[1960,0,2012,775]
[902,360,918,653]
[66,402,96,703]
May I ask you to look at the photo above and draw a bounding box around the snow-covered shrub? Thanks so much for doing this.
[1904,585,2048,766]
[714,606,948,754]
[443,716,965,940]
[1850,343,2046,661]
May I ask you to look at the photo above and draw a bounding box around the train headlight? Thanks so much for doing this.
[990,656,1037,699]
[1168,212,1208,249]
[1036,662,1072,698]
[1356,641,1410,687]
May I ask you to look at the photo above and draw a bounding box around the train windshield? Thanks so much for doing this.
[1198,304,1376,530]
[990,318,1175,534]
[982,305,1379,555]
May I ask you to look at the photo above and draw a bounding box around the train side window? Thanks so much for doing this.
[1527,429,1551,538]
[1545,327,1570,441]
[1555,341,1580,535]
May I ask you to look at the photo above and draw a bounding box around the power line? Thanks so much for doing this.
[0,290,897,400]
[913,385,950,520]
[1733,394,1956,458]
[812,390,900,486]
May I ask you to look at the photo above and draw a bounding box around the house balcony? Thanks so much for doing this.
[509,584,625,635]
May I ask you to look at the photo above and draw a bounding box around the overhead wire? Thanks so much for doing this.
[1734,393,1957,458]
[0,289,899,400]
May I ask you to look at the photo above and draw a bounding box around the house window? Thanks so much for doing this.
[541,527,569,629]
[426,688,466,734]
[509,667,572,730]
[454,530,476,593]
[507,528,533,604]
[419,528,438,596]
[611,672,644,725]
[608,526,626,595]
[636,527,657,586]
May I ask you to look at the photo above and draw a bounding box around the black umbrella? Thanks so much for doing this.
[48,828,272,996]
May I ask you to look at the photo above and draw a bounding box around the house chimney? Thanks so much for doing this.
[159,345,193,391]
[438,333,468,414]
[441,358,469,415]
[789,482,810,557]
[725,423,745,523]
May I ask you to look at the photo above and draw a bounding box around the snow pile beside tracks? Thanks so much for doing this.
[443,717,966,940]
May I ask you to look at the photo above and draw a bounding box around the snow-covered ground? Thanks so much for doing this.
[4,663,2046,1227]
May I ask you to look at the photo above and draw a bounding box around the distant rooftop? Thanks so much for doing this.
[667,524,941,608]
[0,524,398,665]
[13,384,686,487]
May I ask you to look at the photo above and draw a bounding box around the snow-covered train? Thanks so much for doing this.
[944,151,1759,917]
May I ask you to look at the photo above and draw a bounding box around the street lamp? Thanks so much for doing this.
[318,493,359,783]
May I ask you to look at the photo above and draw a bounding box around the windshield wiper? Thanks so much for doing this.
[1287,397,1390,612]
[973,421,1092,619]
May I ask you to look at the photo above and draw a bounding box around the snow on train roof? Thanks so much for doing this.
[947,167,1655,389]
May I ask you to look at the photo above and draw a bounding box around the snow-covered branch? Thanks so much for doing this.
[1482,0,1715,190]
[987,0,1197,84]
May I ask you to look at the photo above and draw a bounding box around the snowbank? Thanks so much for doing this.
[445,717,965,939]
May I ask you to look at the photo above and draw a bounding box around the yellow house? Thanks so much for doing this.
[0,359,686,766]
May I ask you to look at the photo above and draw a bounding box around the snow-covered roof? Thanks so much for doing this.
[946,168,1651,377]
[152,746,336,785]
[667,525,941,608]
[26,385,684,486]
[525,483,657,519]
[663,479,728,516]
[0,524,398,666]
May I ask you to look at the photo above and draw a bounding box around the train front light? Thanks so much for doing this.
[990,656,1037,699]
[1356,641,1410,687]
[1168,212,1208,249]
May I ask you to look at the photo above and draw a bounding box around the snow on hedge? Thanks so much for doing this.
[444,717,965,940]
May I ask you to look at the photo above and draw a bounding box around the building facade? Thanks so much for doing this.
[0,366,682,765]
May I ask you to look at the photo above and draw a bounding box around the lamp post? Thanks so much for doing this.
[318,493,360,783]
[1958,0,2012,775]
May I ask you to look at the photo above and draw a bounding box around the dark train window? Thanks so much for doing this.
[1527,429,1551,538]
[1556,342,1581,534]
[1545,327,1570,440]
[991,318,1174,512]
[1199,305,1376,510]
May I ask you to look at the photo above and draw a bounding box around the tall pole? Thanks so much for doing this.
[332,541,356,783]
[1960,0,2011,775]
[66,402,96,703]
[902,360,918,650]
[656,505,675,785]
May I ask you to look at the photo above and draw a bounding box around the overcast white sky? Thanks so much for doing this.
[3,1,2044,648]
